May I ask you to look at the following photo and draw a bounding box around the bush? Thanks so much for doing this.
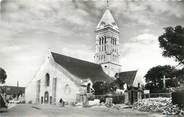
[112,95,125,104]
[146,87,170,93]
[172,90,184,108]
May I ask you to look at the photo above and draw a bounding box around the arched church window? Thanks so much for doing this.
[101,37,103,45]
[102,37,104,45]
[112,38,114,45]
[45,73,50,87]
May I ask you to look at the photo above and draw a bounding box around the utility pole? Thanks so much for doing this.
[17,81,19,100]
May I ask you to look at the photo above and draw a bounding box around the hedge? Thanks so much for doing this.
[172,90,184,108]
[112,95,125,104]
[94,95,125,104]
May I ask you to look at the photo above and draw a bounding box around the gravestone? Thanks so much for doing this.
[124,91,129,104]
[105,97,113,107]
[82,94,89,107]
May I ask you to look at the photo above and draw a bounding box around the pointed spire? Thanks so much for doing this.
[96,0,119,31]
[96,10,119,30]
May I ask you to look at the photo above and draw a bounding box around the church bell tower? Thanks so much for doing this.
[94,2,121,77]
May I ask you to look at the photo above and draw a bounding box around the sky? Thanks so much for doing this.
[0,0,184,86]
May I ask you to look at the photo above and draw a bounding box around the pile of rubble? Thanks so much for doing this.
[133,98,184,115]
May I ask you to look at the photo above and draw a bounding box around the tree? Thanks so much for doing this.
[112,77,125,90]
[0,67,7,84]
[175,68,184,83]
[158,25,184,65]
[145,65,178,89]
[93,81,109,95]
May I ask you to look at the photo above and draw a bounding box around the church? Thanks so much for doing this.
[25,5,144,104]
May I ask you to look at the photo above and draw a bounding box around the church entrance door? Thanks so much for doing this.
[44,91,49,104]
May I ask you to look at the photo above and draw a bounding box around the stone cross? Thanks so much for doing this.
[162,75,170,89]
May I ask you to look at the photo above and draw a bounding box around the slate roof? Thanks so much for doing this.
[96,9,119,30]
[117,70,137,86]
[51,52,113,83]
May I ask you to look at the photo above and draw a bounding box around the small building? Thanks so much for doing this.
[0,85,25,100]
[118,70,144,88]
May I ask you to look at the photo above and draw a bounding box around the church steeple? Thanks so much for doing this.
[96,0,119,32]
[94,1,121,77]
[96,9,119,31]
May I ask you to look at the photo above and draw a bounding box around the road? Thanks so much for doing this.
[0,104,168,117]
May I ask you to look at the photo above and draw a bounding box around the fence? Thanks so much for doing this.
[94,90,143,105]
[92,93,171,105]
[94,94,125,104]
[150,93,172,98]
[144,93,172,98]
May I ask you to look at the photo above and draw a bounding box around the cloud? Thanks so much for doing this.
[120,33,158,56]
[107,0,184,26]
[145,1,184,18]
[0,0,183,86]
[1,0,91,25]
[120,32,177,78]
[0,45,21,53]
[130,33,157,44]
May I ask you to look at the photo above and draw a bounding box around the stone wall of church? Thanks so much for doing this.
[25,56,51,104]
[25,80,37,103]
[25,54,81,104]
[54,69,80,103]
[38,56,80,104]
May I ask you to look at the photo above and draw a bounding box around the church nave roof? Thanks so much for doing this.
[51,52,113,83]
